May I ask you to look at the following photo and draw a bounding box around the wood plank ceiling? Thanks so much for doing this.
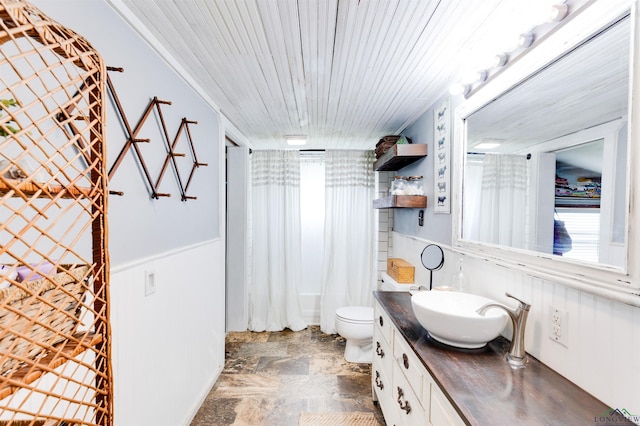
[108,0,554,149]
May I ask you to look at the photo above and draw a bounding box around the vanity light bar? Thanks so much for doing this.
[449,2,570,98]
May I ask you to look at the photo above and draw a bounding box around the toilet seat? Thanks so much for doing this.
[336,306,373,324]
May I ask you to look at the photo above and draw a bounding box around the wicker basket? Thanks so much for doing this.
[375,135,413,158]
[386,258,415,283]
[0,264,90,374]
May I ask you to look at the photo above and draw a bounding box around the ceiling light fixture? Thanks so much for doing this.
[474,141,502,150]
[285,135,307,146]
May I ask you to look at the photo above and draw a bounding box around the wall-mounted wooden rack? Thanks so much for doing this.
[105,66,208,200]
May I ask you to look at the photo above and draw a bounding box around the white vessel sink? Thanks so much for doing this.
[411,291,509,349]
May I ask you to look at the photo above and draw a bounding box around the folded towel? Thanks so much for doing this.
[16,261,55,282]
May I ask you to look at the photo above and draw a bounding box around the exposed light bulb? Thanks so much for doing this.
[449,83,470,97]
[518,32,534,48]
[548,4,569,22]
[461,70,488,84]
[493,53,508,67]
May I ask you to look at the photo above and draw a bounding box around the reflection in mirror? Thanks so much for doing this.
[462,15,630,269]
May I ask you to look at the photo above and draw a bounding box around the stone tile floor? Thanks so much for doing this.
[191,326,385,425]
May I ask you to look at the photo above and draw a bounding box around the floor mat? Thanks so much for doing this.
[298,411,380,426]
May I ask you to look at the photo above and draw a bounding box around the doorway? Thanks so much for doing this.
[225,138,250,331]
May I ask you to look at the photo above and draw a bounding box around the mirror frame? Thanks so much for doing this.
[421,244,445,271]
[452,0,640,306]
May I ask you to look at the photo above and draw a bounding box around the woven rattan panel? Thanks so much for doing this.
[0,1,111,424]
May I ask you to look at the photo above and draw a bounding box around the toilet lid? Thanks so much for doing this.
[336,306,374,323]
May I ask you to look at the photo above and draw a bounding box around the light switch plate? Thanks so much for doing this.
[145,270,156,296]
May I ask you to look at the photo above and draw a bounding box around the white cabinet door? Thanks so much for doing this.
[428,378,466,426]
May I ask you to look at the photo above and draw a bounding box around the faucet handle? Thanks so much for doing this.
[505,292,531,310]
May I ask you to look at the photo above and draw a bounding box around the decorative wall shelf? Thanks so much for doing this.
[373,143,428,208]
[373,195,427,209]
[373,143,428,171]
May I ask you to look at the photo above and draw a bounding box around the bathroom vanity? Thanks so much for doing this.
[372,291,612,425]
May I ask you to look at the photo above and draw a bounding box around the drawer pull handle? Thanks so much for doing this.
[375,371,384,390]
[379,315,384,327]
[402,353,409,369]
[397,386,412,414]
[376,341,385,358]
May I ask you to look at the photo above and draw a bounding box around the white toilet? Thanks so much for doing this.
[335,306,374,363]
[335,273,412,363]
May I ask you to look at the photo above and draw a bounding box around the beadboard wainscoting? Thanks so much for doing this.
[391,231,640,417]
[110,240,226,426]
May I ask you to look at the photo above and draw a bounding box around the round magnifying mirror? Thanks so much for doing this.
[421,244,444,290]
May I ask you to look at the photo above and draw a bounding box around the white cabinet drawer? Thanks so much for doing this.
[393,331,424,401]
[392,362,428,426]
[374,301,393,346]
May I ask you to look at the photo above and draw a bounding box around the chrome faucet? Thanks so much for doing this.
[476,292,531,367]
[409,285,429,295]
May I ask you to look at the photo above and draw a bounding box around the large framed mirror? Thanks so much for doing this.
[452,0,640,305]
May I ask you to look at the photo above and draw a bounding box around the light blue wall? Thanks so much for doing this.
[393,96,458,245]
[32,0,221,266]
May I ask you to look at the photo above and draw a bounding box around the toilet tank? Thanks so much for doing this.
[380,272,413,291]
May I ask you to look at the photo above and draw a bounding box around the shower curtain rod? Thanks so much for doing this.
[467,151,531,159]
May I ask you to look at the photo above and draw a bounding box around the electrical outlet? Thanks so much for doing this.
[145,270,156,296]
[549,306,568,347]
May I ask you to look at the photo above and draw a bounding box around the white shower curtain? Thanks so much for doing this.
[478,153,528,249]
[248,150,307,332]
[320,150,377,334]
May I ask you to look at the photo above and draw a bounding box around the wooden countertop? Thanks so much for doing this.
[374,291,622,425]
